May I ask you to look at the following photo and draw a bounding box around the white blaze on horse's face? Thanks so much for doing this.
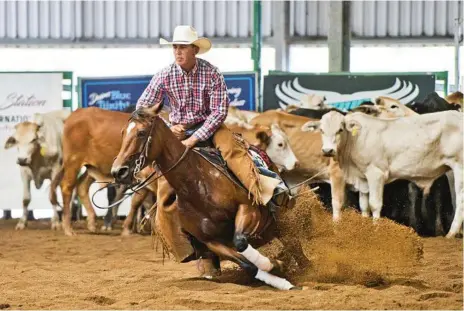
[265,124,299,171]
[126,122,136,135]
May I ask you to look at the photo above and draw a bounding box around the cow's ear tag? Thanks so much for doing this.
[351,128,358,136]
[40,146,46,156]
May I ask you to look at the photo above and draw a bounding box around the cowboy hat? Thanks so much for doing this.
[159,25,212,55]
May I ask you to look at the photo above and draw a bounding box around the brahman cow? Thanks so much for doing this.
[4,109,71,230]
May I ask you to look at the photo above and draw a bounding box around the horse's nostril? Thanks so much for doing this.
[118,166,130,179]
[111,166,130,181]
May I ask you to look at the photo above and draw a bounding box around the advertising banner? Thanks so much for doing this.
[263,73,436,111]
[79,72,257,112]
[0,73,64,211]
[224,72,257,111]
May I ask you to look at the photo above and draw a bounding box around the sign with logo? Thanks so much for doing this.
[263,73,436,111]
[0,72,64,211]
[79,72,257,112]
[79,76,153,111]
[224,72,257,111]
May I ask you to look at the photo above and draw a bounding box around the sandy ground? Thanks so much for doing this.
[0,194,462,310]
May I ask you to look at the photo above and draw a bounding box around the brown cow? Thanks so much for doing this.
[49,107,157,236]
[445,91,463,108]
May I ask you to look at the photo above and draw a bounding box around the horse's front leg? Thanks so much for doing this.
[232,204,300,290]
[206,240,300,291]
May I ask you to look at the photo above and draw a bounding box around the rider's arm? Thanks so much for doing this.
[136,72,165,110]
[193,70,229,141]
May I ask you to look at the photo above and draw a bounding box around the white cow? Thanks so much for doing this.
[301,110,463,238]
[227,123,299,172]
[4,109,71,230]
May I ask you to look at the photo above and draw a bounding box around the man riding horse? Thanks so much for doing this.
[135,25,291,267]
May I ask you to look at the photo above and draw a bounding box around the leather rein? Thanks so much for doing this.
[91,116,190,209]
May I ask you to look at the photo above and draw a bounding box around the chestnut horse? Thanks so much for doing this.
[111,103,310,290]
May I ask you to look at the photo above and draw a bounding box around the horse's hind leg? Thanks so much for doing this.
[206,241,299,290]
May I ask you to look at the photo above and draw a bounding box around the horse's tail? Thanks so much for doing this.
[50,166,65,207]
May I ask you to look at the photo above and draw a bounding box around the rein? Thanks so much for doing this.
[91,116,190,209]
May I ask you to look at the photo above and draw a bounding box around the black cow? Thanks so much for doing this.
[407,92,461,114]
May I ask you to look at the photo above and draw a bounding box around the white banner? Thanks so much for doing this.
[0,73,64,212]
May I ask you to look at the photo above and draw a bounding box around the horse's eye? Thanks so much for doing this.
[278,143,283,147]
[137,131,146,138]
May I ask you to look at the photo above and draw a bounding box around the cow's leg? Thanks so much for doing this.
[407,182,422,234]
[446,166,463,238]
[50,165,63,230]
[102,185,117,231]
[16,169,32,230]
[61,166,81,236]
[329,163,345,221]
[206,241,300,290]
[76,172,98,233]
[359,192,370,217]
[365,168,385,221]
[122,188,149,236]
[102,185,124,231]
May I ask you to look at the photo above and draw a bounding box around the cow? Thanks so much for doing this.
[301,110,463,238]
[407,92,461,114]
[288,96,416,120]
[49,107,159,236]
[3,109,71,230]
[225,106,260,129]
[445,91,463,108]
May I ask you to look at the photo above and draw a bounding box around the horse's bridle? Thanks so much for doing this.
[91,116,190,209]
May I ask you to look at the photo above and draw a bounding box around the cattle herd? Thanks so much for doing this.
[2,90,463,290]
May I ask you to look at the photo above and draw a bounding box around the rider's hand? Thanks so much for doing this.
[171,124,187,140]
[182,136,199,149]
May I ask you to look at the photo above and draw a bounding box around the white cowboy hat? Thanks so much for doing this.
[159,25,212,55]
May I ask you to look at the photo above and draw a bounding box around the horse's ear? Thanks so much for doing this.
[146,102,164,116]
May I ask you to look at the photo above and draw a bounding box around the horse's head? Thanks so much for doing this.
[111,103,164,184]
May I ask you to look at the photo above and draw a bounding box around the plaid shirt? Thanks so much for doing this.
[136,58,229,141]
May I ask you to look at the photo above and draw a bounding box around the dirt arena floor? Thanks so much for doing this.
[0,191,462,310]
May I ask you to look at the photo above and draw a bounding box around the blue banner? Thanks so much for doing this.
[224,72,257,111]
[79,76,152,111]
[79,72,257,112]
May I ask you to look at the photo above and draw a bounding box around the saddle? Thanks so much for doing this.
[187,125,286,203]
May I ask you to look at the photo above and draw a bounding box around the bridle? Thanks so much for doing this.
[91,115,189,209]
